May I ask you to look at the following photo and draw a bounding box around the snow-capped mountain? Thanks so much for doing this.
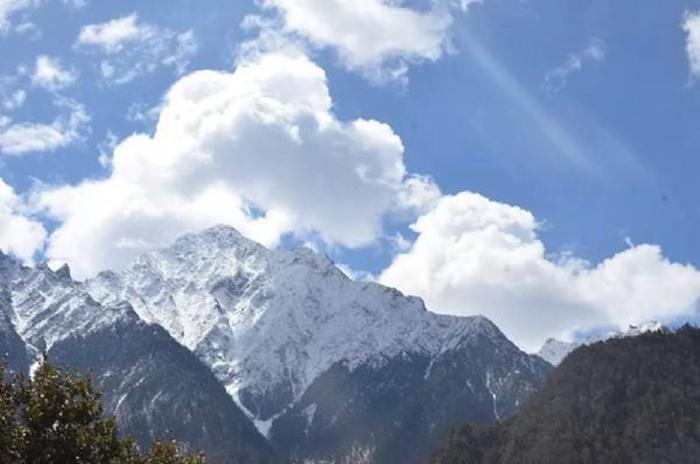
[0,226,551,463]
[537,321,668,365]
[536,338,578,366]
[87,225,551,462]
[0,250,274,463]
[0,250,127,357]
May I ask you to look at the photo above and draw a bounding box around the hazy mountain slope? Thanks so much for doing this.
[88,225,550,462]
[536,338,576,366]
[432,327,700,464]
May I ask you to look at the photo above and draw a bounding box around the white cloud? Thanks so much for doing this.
[0,178,46,262]
[543,38,606,94]
[31,55,77,91]
[77,13,143,51]
[683,11,700,78]
[0,0,86,35]
[76,13,198,84]
[0,58,85,153]
[0,97,89,156]
[14,20,40,38]
[96,130,118,168]
[0,0,37,34]
[1,89,26,111]
[35,50,436,278]
[252,0,456,84]
[380,192,700,351]
[455,0,483,10]
[0,74,27,111]
[62,0,86,8]
[125,101,161,126]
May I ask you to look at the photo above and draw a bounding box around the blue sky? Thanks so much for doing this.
[1,0,700,349]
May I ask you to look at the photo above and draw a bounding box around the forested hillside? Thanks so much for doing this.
[432,326,700,464]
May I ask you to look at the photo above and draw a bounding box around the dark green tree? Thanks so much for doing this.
[142,440,206,464]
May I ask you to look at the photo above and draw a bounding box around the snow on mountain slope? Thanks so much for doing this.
[537,321,667,365]
[0,250,132,357]
[536,338,577,366]
[87,225,523,424]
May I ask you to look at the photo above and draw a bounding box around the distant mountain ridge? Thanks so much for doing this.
[537,321,667,365]
[1,226,551,463]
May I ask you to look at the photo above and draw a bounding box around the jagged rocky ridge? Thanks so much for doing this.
[85,225,551,462]
[0,250,275,463]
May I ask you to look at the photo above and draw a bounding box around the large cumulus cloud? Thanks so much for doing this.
[380,192,700,350]
[35,50,438,278]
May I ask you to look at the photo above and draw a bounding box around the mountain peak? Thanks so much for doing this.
[162,224,269,260]
[86,226,542,436]
[53,263,72,281]
[200,223,247,240]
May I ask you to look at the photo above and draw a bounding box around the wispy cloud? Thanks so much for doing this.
[77,13,145,51]
[0,97,89,156]
[0,0,83,36]
[31,55,78,91]
[75,13,198,85]
[543,38,606,94]
[462,31,594,172]
[0,0,37,35]
[683,11,700,79]
[456,30,647,182]
[0,54,86,156]
[0,75,27,111]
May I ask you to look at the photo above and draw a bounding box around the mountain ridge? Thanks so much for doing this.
[86,225,546,428]
[85,224,550,462]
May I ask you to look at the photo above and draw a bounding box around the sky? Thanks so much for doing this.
[1,0,700,351]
